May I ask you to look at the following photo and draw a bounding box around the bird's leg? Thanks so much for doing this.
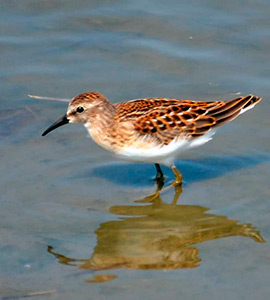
[136,165,182,203]
[154,163,164,182]
[135,177,164,203]
[170,165,183,186]
[171,184,183,205]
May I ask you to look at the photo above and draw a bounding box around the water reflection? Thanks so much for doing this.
[48,184,264,283]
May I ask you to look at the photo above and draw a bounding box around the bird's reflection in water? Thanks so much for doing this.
[48,182,265,283]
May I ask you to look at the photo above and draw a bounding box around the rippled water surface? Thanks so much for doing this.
[1,1,270,299]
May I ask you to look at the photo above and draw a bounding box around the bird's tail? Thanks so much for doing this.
[207,94,262,127]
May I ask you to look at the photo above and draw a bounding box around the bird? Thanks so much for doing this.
[42,92,261,185]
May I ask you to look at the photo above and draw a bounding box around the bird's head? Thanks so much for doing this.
[42,92,108,136]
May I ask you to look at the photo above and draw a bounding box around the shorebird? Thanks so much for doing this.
[41,92,261,184]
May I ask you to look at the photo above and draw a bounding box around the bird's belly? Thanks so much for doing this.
[114,130,215,165]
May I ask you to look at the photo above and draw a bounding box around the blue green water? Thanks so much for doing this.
[1,1,270,299]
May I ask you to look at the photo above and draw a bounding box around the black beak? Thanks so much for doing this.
[42,114,69,136]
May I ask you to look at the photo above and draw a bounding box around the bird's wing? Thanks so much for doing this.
[115,95,261,145]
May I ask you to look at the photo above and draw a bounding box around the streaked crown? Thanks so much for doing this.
[67,91,109,123]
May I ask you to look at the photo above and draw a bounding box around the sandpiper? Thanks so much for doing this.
[42,92,261,184]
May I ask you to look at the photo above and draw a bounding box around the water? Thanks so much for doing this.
[1,0,270,299]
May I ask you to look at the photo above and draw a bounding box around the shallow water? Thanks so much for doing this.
[1,1,270,299]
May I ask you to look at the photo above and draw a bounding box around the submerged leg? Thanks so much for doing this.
[136,178,164,203]
[137,165,182,203]
[171,184,183,205]
[154,163,164,182]
[171,164,183,185]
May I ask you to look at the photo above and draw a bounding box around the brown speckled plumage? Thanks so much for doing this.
[113,94,261,146]
[42,92,262,184]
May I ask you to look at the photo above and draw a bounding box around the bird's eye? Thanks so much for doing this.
[76,106,84,113]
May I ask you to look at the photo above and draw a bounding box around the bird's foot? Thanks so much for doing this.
[136,179,164,203]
